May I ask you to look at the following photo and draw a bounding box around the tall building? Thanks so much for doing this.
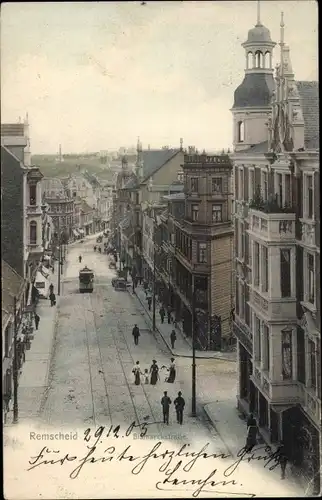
[231,10,320,494]
[166,152,233,350]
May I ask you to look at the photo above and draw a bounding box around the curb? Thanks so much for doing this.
[203,404,235,458]
[132,290,236,362]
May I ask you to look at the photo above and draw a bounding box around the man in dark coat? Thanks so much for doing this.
[159,306,165,324]
[278,441,288,480]
[132,324,140,345]
[161,391,172,425]
[174,391,185,424]
[167,306,172,324]
[170,330,176,349]
[34,313,40,330]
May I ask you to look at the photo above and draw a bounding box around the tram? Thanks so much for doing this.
[79,266,94,293]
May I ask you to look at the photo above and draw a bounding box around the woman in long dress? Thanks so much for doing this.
[132,361,142,385]
[167,358,176,383]
[150,360,159,385]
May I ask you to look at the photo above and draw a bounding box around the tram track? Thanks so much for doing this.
[92,282,162,435]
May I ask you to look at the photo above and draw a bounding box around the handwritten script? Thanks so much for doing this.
[27,423,284,497]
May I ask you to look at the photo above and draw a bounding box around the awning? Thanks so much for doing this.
[73,229,79,237]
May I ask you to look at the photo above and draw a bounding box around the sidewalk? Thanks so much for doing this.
[5,258,63,424]
[203,400,305,495]
[132,283,236,361]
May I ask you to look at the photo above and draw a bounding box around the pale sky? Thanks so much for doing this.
[1,1,318,154]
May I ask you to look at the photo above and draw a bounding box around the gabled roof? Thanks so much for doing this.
[141,149,181,181]
[296,81,319,150]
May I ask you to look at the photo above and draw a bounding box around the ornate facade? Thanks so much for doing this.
[231,11,320,494]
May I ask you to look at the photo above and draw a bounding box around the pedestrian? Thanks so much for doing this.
[174,391,185,424]
[79,255,82,263]
[170,330,176,349]
[161,391,172,425]
[49,292,56,307]
[144,368,149,384]
[147,292,152,311]
[167,305,172,324]
[132,361,142,385]
[167,358,176,383]
[245,413,258,453]
[278,441,288,480]
[49,283,54,295]
[34,313,40,330]
[51,265,54,274]
[159,306,165,324]
[132,324,140,345]
[150,359,159,385]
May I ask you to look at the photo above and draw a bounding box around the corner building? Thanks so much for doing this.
[231,13,320,494]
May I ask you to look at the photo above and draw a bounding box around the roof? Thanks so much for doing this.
[81,200,94,213]
[1,260,25,329]
[236,141,269,154]
[141,149,181,181]
[233,73,275,109]
[245,23,273,44]
[1,123,25,137]
[296,81,319,150]
[42,177,66,198]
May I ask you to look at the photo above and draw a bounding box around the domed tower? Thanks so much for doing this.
[232,2,276,151]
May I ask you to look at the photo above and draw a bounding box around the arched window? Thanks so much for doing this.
[255,50,263,68]
[264,51,270,69]
[237,121,245,143]
[30,221,37,245]
[247,52,253,69]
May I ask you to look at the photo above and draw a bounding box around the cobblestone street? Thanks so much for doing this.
[4,236,303,498]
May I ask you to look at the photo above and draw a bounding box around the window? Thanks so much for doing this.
[197,242,207,263]
[192,204,199,221]
[255,50,263,68]
[307,175,313,219]
[249,169,254,201]
[282,328,293,380]
[297,327,306,384]
[262,171,268,201]
[280,249,291,297]
[29,184,36,205]
[240,282,245,319]
[237,121,245,143]
[262,246,268,292]
[191,177,199,192]
[238,169,244,200]
[212,178,222,193]
[285,174,291,206]
[245,285,250,327]
[5,324,10,357]
[235,279,240,315]
[212,204,222,222]
[308,253,315,303]
[177,171,184,182]
[264,324,270,372]
[73,191,77,198]
[309,339,316,389]
[255,316,261,362]
[30,221,37,245]
[277,173,283,207]
[254,242,260,287]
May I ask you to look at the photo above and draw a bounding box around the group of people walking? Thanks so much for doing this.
[161,391,185,425]
[132,358,176,385]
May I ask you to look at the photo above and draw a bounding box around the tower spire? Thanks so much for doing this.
[257,0,261,25]
[280,12,285,77]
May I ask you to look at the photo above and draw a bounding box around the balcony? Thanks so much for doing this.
[232,316,252,353]
[250,289,296,320]
[248,209,296,243]
[251,369,301,403]
[27,242,44,254]
[302,386,321,429]
[26,204,42,216]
